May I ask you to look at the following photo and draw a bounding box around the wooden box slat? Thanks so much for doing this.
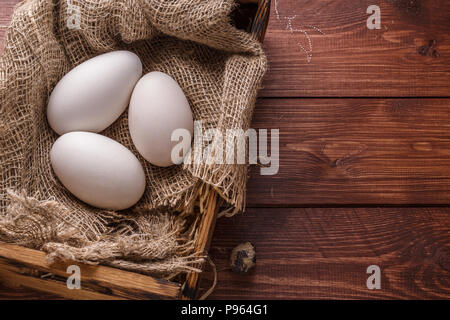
[0,243,181,299]
[182,189,219,299]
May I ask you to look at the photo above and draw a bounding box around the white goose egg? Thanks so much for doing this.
[50,132,146,210]
[128,71,194,167]
[47,51,142,135]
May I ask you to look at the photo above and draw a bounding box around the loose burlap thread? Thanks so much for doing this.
[0,0,267,277]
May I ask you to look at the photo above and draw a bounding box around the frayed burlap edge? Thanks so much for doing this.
[0,189,204,278]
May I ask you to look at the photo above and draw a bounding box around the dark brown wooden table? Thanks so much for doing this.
[1,0,449,299]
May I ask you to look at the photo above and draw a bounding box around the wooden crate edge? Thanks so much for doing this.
[181,0,271,300]
[0,243,181,300]
[181,190,220,299]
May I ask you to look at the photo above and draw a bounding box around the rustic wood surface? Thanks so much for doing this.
[1,0,450,299]
[262,0,450,97]
[247,98,450,206]
[202,208,450,299]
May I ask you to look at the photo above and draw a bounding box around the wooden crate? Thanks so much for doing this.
[0,0,270,300]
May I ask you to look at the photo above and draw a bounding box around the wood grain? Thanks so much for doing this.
[199,207,450,299]
[247,98,450,206]
[0,243,181,300]
[261,0,450,97]
[0,285,62,300]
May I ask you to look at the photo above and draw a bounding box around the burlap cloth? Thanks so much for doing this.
[0,0,266,277]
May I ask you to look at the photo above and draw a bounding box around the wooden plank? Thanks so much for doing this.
[0,285,62,299]
[261,0,450,97]
[200,207,450,299]
[0,261,121,300]
[247,98,450,206]
[0,243,181,300]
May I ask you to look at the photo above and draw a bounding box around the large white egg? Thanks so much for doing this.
[47,51,142,135]
[50,132,146,210]
[128,72,194,167]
